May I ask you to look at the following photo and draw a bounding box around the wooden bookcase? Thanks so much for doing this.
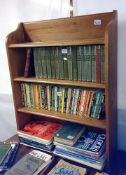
[6,10,117,167]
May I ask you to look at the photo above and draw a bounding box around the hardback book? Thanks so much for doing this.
[0,144,11,165]
[62,47,68,80]
[67,46,73,80]
[54,122,85,146]
[24,48,35,77]
[5,150,52,175]
[54,130,106,159]
[0,143,19,172]
[17,120,63,145]
[77,46,83,81]
[48,159,87,175]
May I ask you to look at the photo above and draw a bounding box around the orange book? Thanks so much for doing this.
[33,84,39,109]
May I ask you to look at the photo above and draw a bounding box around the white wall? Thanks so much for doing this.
[0,0,126,150]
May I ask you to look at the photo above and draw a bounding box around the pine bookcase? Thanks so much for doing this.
[6,10,117,168]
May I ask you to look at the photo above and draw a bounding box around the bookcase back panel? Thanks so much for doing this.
[23,12,114,42]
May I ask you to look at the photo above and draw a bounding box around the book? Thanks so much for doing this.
[48,159,87,175]
[17,120,63,145]
[0,144,11,165]
[24,48,35,77]
[5,150,52,175]
[0,143,19,172]
[54,122,85,146]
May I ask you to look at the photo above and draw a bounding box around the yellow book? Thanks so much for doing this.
[61,87,65,113]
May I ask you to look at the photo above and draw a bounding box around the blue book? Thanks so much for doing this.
[0,143,19,172]
[48,159,86,175]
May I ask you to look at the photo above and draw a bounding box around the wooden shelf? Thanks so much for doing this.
[18,107,106,129]
[14,77,105,89]
[8,38,104,48]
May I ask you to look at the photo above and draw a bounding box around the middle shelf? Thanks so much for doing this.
[18,107,106,129]
[14,77,105,89]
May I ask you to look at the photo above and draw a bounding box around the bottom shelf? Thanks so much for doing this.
[18,107,106,129]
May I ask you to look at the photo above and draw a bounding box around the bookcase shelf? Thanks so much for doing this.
[8,38,105,48]
[14,77,105,89]
[18,107,106,129]
[6,10,117,169]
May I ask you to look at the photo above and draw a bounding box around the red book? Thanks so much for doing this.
[17,120,63,144]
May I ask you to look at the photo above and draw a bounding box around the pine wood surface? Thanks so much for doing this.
[18,107,106,129]
[14,77,105,89]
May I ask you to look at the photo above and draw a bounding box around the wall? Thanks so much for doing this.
[0,0,126,150]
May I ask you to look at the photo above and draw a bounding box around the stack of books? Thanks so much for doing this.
[53,124,106,170]
[17,119,63,152]
[0,143,19,172]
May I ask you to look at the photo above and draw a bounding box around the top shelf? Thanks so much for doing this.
[8,38,105,48]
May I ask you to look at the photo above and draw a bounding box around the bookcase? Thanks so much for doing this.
[6,10,117,168]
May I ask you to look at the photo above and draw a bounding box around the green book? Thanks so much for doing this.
[5,150,52,175]
[59,47,64,79]
[37,48,43,78]
[72,46,77,80]
[55,47,60,79]
[41,47,47,78]
[100,45,105,83]
[0,144,11,165]
[50,47,56,79]
[77,46,83,81]
[85,45,92,81]
[62,47,68,80]
[33,48,39,78]
[82,46,87,81]
[67,46,72,80]
[91,45,96,82]
[46,47,51,79]
[54,122,85,146]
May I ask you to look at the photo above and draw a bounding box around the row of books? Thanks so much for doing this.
[24,45,105,82]
[0,143,19,172]
[21,83,105,119]
[17,119,106,170]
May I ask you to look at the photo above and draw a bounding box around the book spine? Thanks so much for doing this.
[61,87,65,113]
[100,45,105,83]
[50,47,56,79]
[96,45,101,83]
[54,86,58,112]
[85,45,92,81]
[62,47,68,80]
[77,46,82,81]
[82,46,87,81]
[67,46,72,80]
[72,46,77,80]
[59,47,64,79]
[91,45,96,82]
[55,47,60,79]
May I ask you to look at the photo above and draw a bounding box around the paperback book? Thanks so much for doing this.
[48,159,87,175]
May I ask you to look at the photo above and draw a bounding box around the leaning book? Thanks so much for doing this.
[48,159,87,175]
[5,150,52,175]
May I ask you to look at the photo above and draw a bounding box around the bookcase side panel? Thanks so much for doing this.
[104,11,117,163]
